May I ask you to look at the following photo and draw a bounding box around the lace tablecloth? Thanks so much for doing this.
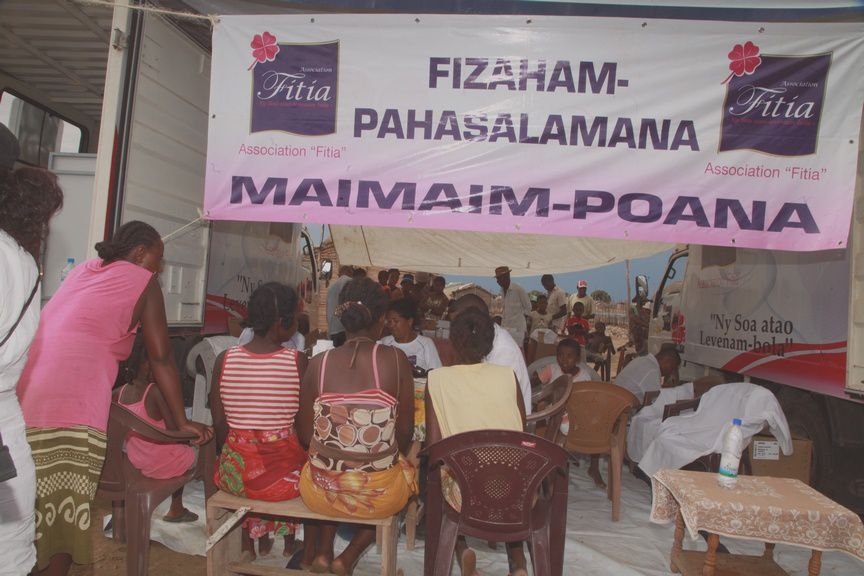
[650,469,864,562]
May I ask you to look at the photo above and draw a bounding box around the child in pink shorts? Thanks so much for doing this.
[114,336,197,522]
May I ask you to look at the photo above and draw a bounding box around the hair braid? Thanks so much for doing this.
[95,220,161,262]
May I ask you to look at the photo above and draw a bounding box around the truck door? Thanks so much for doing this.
[648,249,688,355]
[118,14,211,326]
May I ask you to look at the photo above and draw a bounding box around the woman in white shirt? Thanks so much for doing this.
[380,298,442,373]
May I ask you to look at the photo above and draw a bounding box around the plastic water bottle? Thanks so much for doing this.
[717,418,744,488]
[59,257,76,283]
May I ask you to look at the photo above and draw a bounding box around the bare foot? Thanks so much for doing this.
[588,467,607,489]
[283,538,302,558]
[330,556,353,576]
[257,534,274,557]
[310,554,331,574]
[239,549,256,563]
[460,548,478,576]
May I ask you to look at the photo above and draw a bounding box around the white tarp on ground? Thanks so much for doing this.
[329,225,672,277]
[145,459,862,575]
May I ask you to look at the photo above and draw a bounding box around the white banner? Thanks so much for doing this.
[205,14,864,251]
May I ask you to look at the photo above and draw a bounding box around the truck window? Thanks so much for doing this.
[653,253,688,330]
[702,245,736,269]
[0,92,86,166]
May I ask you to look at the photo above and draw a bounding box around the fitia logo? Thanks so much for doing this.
[719,41,830,156]
[248,32,338,136]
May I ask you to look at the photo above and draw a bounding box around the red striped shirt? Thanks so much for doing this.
[220,346,300,430]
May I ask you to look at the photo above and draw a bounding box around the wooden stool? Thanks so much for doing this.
[206,491,400,576]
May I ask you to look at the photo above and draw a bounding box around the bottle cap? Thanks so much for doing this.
[67,257,75,263]
[732,418,742,426]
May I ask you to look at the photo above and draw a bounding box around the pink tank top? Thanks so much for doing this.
[18,259,153,431]
[119,383,196,480]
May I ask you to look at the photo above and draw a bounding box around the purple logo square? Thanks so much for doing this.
[251,41,339,135]
[720,53,831,156]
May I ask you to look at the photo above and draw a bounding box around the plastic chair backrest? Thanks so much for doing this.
[692,374,725,397]
[528,376,573,444]
[427,429,568,534]
[663,397,701,420]
[100,403,197,494]
[564,381,638,453]
[642,390,661,408]
[526,356,558,379]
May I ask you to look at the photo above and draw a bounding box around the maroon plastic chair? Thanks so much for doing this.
[97,402,214,576]
[424,430,569,576]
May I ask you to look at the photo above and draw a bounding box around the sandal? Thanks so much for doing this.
[162,509,199,523]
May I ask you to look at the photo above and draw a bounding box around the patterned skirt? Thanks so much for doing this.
[299,456,417,519]
[214,427,306,538]
[26,426,107,569]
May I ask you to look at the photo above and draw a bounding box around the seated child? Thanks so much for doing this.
[531,339,591,388]
[564,302,590,345]
[531,339,606,489]
[586,321,615,367]
[114,336,197,523]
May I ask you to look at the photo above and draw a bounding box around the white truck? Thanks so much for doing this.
[0,3,317,336]
[648,230,864,507]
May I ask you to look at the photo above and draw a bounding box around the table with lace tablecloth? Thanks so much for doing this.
[650,469,864,576]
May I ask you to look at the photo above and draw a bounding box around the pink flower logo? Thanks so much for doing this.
[249,32,279,70]
[722,41,762,84]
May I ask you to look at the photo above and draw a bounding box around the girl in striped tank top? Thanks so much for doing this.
[211,283,311,563]
[298,278,417,575]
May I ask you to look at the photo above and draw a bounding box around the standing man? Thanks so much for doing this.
[400,273,415,300]
[541,274,568,334]
[495,266,532,349]
[326,265,353,347]
[568,279,595,320]
[377,269,389,291]
[386,268,403,300]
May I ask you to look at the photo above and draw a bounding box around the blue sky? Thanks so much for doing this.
[446,250,672,302]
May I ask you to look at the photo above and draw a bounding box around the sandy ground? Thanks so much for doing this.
[69,499,204,575]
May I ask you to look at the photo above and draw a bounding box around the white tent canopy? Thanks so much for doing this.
[329,225,672,277]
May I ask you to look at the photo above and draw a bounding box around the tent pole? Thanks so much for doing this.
[625,259,632,306]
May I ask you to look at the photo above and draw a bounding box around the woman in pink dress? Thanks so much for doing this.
[114,335,197,521]
[17,221,212,576]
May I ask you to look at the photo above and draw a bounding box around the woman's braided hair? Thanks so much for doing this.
[243,282,299,337]
[95,220,160,262]
[0,166,63,258]
[337,277,388,333]
[450,308,495,364]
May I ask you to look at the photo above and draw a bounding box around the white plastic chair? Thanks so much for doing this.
[186,335,237,425]
[638,382,792,478]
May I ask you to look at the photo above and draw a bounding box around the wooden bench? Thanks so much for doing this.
[206,491,400,576]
